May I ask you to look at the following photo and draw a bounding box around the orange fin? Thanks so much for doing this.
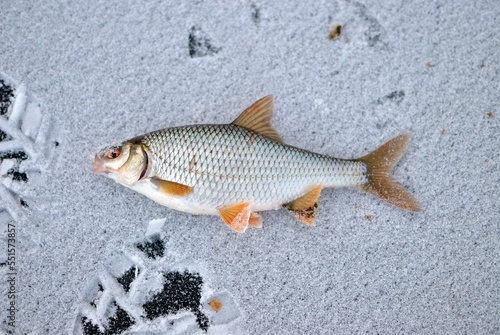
[283,185,322,225]
[150,178,193,197]
[357,133,419,211]
[232,95,283,143]
[217,203,251,233]
[249,212,262,228]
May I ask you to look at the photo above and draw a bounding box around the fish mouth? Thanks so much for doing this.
[91,155,109,175]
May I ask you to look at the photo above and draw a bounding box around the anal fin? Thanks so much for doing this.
[283,185,322,225]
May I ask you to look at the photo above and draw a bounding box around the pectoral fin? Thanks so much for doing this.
[217,203,251,233]
[150,178,193,197]
[283,185,322,225]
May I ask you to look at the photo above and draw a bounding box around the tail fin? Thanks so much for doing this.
[357,133,419,211]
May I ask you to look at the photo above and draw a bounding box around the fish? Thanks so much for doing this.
[92,95,419,233]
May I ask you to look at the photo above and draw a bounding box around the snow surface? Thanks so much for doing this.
[0,1,499,334]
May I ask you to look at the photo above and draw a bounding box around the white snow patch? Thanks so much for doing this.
[0,159,15,176]
[205,291,241,325]
[146,218,166,237]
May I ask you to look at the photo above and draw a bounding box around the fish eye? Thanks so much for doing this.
[106,147,121,159]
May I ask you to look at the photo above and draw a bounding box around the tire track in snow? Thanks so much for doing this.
[73,218,243,335]
[0,73,58,333]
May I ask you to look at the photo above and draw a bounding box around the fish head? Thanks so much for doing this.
[92,141,148,187]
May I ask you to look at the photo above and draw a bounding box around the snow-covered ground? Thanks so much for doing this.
[1,1,499,334]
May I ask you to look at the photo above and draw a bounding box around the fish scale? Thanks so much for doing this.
[140,124,366,211]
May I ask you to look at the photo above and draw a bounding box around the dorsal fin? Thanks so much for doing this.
[232,95,283,143]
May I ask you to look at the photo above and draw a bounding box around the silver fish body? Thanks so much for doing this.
[138,124,367,214]
[92,95,418,232]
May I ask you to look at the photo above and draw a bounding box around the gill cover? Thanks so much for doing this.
[116,142,148,186]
